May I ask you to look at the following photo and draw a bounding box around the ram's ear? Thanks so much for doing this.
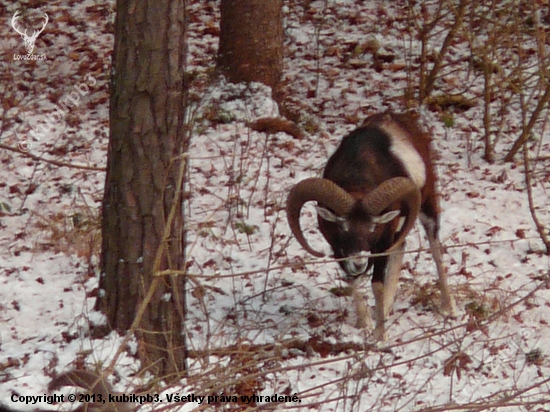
[316,205,339,222]
[372,210,400,224]
[316,205,349,231]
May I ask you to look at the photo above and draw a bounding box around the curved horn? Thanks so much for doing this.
[361,177,421,251]
[286,177,355,257]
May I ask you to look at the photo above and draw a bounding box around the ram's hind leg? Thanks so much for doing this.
[383,241,404,317]
[420,213,457,317]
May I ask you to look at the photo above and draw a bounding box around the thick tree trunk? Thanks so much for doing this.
[218,0,283,92]
[97,0,189,377]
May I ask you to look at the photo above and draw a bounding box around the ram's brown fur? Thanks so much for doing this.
[287,112,457,339]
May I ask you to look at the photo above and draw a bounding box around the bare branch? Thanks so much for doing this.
[0,142,105,172]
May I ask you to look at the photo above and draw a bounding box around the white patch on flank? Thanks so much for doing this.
[379,120,426,188]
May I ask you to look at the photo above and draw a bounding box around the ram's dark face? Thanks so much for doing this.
[285,176,421,274]
[316,204,402,277]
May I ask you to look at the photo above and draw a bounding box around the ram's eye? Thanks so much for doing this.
[339,219,349,232]
[331,216,349,232]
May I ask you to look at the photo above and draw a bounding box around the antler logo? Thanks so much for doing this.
[11,10,48,55]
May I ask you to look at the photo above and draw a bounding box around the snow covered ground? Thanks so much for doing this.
[1,0,549,411]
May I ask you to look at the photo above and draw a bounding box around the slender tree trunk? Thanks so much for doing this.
[97,0,189,377]
[218,0,283,92]
[504,83,550,161]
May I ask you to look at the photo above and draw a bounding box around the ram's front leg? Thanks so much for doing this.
[351,284,373,329]
[371,256,394,341]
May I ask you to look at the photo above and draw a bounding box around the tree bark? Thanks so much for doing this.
[97,0,189,377]
[218,0,283,92]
